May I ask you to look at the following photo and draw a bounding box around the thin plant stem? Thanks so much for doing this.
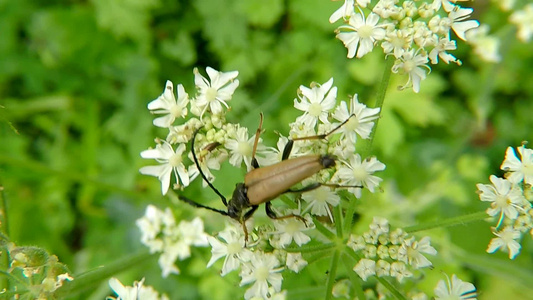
[364,56,395,156]
[403,211,488,233]
[325,249,340,300]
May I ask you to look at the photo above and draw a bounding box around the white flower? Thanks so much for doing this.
[509,3,533,42]
[389,261,412,283]
[465,24,501,63]
[332,94,380,144]
[369,217,390,235]
[140,141,189,195]
[147,81,189,128]
[381,28,413,58]
[353,258,376,281]
[225,126,263,170]
[329,0,355,23]
[207,226,252,276]
[501,145,533,185]
[487,226,522,259]
[136,205,164,252]
[392,50,430,93]
[335,154,386,198]
[108,278,168,300]
[286,252,308,273]
[447,5,479,41]
[434,274,477,300]
[429,37,460,65]
[271,214,313,247]
[293,78,337,127]
[397,236,437,269]
[240,252,284,300]
[194,67,239,118]
[375,259,391,277]
[301,186,340,221]
[177,217,209,247]
[336,12,386,58]
[476,175,527,221]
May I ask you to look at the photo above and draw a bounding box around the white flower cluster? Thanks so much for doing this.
[139,72,386,299]
[509,3,533,43]
[140,67,243,195]
[329,0,480,92]
[476,143,533,259]
[136,205,208,277]
[107,277,168,300]
[349,217,437,283]
[205,217,309,299]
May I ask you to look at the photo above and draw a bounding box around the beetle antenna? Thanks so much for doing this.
[178,195,229,216]
[191,128,228,206]
[292,113,355,141]
[250,112,264,169]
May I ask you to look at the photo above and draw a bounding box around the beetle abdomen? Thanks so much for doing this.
[244,155,335,205]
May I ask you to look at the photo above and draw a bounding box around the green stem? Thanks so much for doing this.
[333,204,343,239]
[0,181,9,293]
[375,277,408,300]
[342,194,357,237]
[312,216,336,240]
[364,56,395,155]
[341,253,365,299]
[54,251,152,298]
[285,242,335,253]
[325,249,340,300]
[403,211,487,233]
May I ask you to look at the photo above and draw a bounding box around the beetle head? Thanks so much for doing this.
[227,183,250,220]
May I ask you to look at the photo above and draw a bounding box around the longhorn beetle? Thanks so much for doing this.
[178,113,360,241]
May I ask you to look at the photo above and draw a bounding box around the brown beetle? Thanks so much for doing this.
[178,114,358,240]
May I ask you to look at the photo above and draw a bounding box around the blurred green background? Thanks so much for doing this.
[1,0,532,299]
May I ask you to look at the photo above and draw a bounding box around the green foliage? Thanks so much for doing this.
[0,0,532,299]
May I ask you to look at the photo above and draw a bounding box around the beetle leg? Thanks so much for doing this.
[265,202,307,226]
[286,182,363,193]
[177,194,229,216]
[250,113,264,169]
[241,205,258,244]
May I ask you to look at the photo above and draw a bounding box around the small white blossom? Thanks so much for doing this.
[353,258,376,281]
[375,260,391,277]
[240,252,284,300]
[510,4,533,42]
[369,217,390,235]
[332,94,380,144]
[392,50,430,93]
[147,81,189,128]
[397,236,437,269]
[194,67,239,118]
[335,154,386,198]
[476,175,527,222]
[486,226,522,259]
[381,28,413,58]
[207,225,252,276]
[293,78,337,127]
[447,5,480,41]
[434,274,477,300]
[302,186,340,221]
[286,252,308,273]
[329,0,355,23]
[389,261,413,283]
[271,214,312,247]
[429,37,460,65]
[140,142,189,195]
[108,278,169,300]
[225,126,263,170]
[336,12,386,58]
[501,145,533,186]
[465,24,501,63]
